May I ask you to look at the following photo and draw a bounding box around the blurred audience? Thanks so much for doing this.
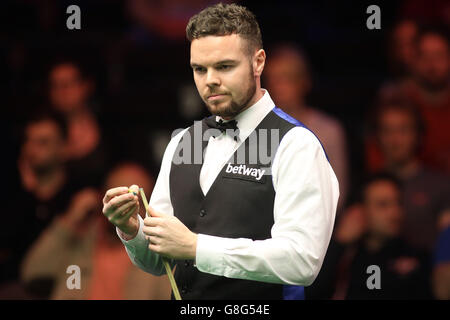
[372,101,450,252]
[1,110,84,296]
[20,162,171,300]
[48,59,109,188]
[306,173,432,299]
[399,0,450,29]
[374,27,450,174]
[264,43,349,208]
[386,19,418,81]
[125,0,229,43]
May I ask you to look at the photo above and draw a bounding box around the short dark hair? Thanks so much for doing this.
[266,42,312,78]
[370,99,425,157]
[186,3,263,55]
[25,109,68,141]
[360,172,402,203]
[373,99,425,137]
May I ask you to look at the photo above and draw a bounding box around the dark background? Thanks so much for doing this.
[0,0,404,194]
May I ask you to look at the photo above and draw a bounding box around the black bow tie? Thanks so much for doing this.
[205,117,239,140]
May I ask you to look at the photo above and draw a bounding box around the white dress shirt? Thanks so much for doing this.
[117,89,339,286]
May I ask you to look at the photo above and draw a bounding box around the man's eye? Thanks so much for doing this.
[194,67,206,73]
[218,65,232,70]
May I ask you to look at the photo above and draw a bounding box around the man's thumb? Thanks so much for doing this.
[128,184,139,195]
[147,205,164,217]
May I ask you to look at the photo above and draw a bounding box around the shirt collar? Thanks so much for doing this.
[215,89,275,142]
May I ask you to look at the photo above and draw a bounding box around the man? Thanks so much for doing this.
[1,110,82,293]
[413,28,450,173]
[48,59,108,187]
[386,19,418,80]
[264,43,348,208]
[376,27,450,174]
[374,101,450,252]
[306,174,432,299]
[102,3,339,299]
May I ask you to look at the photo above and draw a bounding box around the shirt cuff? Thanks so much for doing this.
[116,215,147,248]
[195,233,226,275]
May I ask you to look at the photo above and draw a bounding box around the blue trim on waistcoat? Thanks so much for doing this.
[283,285,305,300]
[272,106,330,162]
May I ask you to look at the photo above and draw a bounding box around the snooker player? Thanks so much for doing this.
[102,3,339,299]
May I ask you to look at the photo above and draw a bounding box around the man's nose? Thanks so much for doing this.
[206,70,221,87]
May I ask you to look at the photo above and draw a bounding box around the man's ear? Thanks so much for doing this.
[253,49,266,77]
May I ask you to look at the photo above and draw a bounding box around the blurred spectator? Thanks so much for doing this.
[20,162,171,300]
[412,28,450,173]
[125,0,228,43]
[264,43,349,208]
[386,19,419,80]
[399,0,450,29]
[48,59,109,187]
[374,27,450,174]
[373,102,450,252]
[432,224,450,299]
[306,173,432,299]
[1,110,83,290]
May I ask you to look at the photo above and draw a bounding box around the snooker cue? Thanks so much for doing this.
[139,188,182,300]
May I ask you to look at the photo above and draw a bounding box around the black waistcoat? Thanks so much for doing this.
[169,108,298,299]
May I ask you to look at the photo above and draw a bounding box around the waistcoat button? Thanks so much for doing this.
[200,209,206,217]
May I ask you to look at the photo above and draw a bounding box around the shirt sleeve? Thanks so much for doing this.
[195,126,340,286]
[117,128,189,276]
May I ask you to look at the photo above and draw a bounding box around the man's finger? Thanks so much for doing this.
[143,228,160,241]
[115,200,137,217]
[110,193,136,208]
[149,243,162,254]
[146,205,164,218]
[143,225,162,237]
[143,216,162,227]
[148,235,161,245]
[103,193,135,216]
[107,201,136,222]
[103,186,129,203]
[118,203,138,223]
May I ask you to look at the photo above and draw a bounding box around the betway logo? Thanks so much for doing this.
[225,163,265,181]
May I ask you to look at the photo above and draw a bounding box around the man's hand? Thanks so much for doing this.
[143,206,197,260]
[335,204,367,244]
[102,185,140,239]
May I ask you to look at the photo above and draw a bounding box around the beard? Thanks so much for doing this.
[203,70,256,119]
[32,161,58,176]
